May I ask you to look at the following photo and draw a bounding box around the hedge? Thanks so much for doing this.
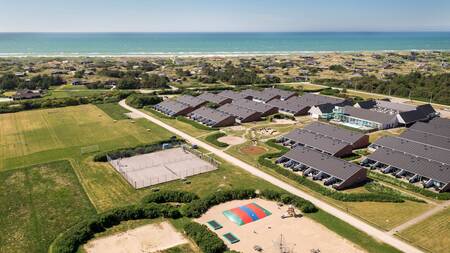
[368,171,450,200]
[93,137,182,162]
[205,132,229,148]
[125,93,162,108]
[259,140,414,203]
[51,203,181,253]
[183,222,227,253]
[176,116,218,131]
[141,190,199,204]
[182,188,317,218]
[0,91,132,114]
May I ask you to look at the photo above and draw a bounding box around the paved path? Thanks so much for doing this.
[389,200,450,235]
[119,100,423,253]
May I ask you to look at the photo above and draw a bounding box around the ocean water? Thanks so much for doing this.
[0,32,449,56]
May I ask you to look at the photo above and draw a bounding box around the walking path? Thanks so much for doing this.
[389,200,450,235]
[119,100,424,253]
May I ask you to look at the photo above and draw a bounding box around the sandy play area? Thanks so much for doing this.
[218,135,246,145]
[196,199,364,253]
[240,145,267,155]
[84,221,189,253]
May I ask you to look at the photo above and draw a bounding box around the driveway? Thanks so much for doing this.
[119,100,423,253]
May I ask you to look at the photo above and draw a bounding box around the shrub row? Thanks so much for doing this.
[182,188,317,218]
[205,132,229,148]
[368,171,450,200]
[176,116,218,131]
[141,190,199,204]
[364,182,425,203]
[0,91,132,114]
[183,222,227,253]
[51,203,181,253]
[259,141,407,203]
[125,93,162,108]
[93,137,182,162]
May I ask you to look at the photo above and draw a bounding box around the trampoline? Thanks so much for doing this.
[222,202,271,226]
[207,220,223,230]
[223,232,240,244]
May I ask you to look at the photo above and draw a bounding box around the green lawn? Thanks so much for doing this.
[45,89,110,99]
[95,103,130,120]
[398,208,450,253]
[0,160,96,253]
[0,104,172,171]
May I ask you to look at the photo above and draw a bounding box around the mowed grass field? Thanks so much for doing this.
[0,160,96,253]
[398,208,450,253]
[0,104,173,171]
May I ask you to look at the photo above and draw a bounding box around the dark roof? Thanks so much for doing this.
[399,129,450,151]
[417,104,437,116]
[197,92,230,105]
[341,106,397,124]
[398,110,428,124]
[304,122,366,145]
[268,98,309,114]
[356,100,377,109]
[289,93,347,106]
[232,99,277,114]
[189,107,234,123]
[283,146,366,181]
[154,100,190,114]
[217,103,260,120]
[283,129,352,155]
[315,103,335,113]
[262,88,296,100]
[241,89,279,103]
[409,120,450,138]
[372,136,450,165]
[176,95,206,108]
[217,90,250,101]
[368,147,450,183]
[374,100,417,112]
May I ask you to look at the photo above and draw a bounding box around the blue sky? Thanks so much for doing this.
[0,0,449,32]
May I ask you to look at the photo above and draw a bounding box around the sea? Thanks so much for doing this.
[0,32,449,57]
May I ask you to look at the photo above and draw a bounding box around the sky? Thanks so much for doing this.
[0,0,449,32]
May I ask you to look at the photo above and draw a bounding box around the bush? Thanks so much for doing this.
[183,222,227,253]
[126,93,162,108]
[0,91,132,114]
[205,132,229,148]
[93,137,183,162]
[51,203,181,253]
[141,190,199,204]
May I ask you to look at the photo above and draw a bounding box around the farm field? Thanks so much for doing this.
[225,139,433,231]
[398,208,450,253]
[0,160,96,253]
[0,104,172,170]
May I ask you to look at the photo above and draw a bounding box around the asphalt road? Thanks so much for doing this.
[119,100,423,253]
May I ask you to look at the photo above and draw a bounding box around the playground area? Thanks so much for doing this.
[196,199,364,253]
[84,221,189,253]
[109,147,217,189]
[217,135,246,145]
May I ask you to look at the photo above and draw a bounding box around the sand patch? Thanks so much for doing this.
[272,119,296,124]
[228,125,246,131]
[240,145,267,155]
[84,221,188,253]
[218,135,246,145]
[125,111,143,119]
[196,199,364,253]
